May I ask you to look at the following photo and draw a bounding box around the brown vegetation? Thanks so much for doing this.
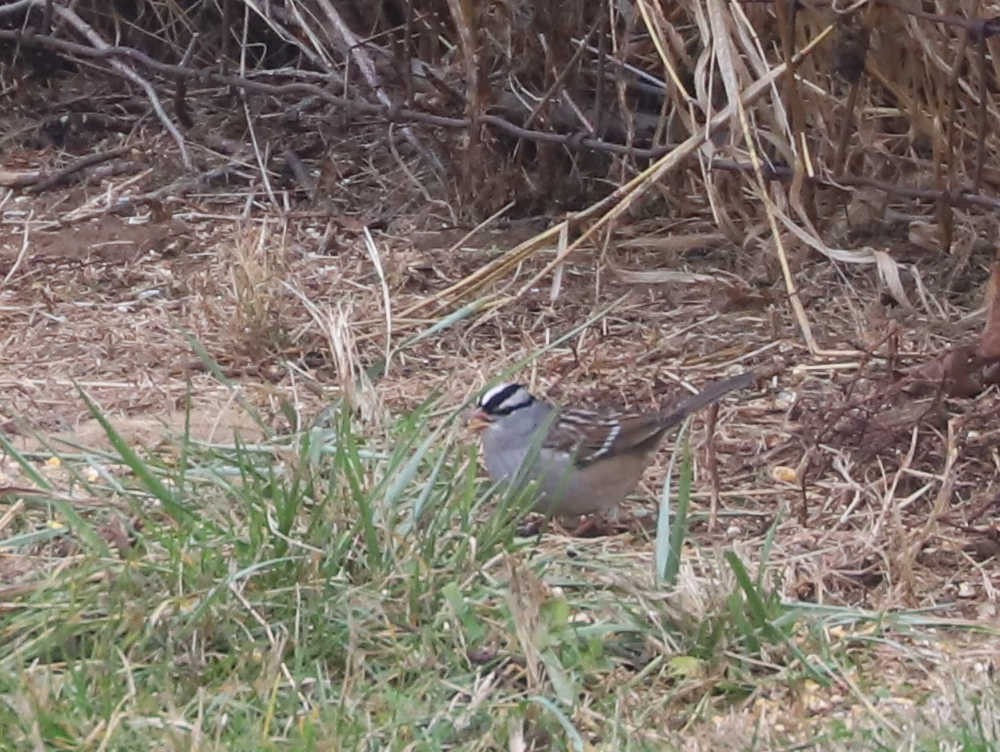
[0,0,999,743]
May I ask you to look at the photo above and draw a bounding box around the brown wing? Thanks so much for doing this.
[548,370,755,467]
[547,408,676,466]
[543,408,621,465]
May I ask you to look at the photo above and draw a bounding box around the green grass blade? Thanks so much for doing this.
[75,384,192,525]
[0,436,108,555]
[528,695,585,752]
[0,432,53,489]
[656,430,692,585]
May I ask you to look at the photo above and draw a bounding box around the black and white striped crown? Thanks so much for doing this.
[478,382,535,416]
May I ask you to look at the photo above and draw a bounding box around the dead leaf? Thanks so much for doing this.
[906,345,982,398]
[941,345,983,398]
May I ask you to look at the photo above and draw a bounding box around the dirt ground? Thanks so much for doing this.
[1,86,999,625]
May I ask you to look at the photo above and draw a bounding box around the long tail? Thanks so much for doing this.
[657,370,755,428]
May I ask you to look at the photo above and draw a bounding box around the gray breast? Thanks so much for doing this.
[482,401,578,510]
[482,400,551,481]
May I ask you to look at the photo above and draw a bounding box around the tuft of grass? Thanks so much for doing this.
[228,225,291,356]
[0,395,997,750]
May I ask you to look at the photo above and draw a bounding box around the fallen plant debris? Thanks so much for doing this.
[906,248,1000,397]
[1,0,999,748]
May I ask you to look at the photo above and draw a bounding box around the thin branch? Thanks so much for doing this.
[24,146,131,193]
[49,5,192,169]
[2,22,998,213]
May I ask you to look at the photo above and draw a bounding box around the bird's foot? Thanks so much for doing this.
[568,515,631,538]
[515,516,547,537]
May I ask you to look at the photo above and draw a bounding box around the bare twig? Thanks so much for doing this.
[4,26,998,214]
[23,146,131,193]
[49,4,192,169]
[1,211,32,287]
[313,0,442,173]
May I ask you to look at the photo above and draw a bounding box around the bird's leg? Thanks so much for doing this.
[570,514,630,537]
[515,515,548,537]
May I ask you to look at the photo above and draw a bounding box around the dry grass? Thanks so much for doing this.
[1,0,999,746]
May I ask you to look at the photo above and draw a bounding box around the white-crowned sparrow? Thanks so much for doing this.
[470,371,754,517]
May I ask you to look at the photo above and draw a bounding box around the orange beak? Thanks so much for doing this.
[467,408,493,433]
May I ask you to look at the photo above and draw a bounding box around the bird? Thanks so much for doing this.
[469,370,754,519]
